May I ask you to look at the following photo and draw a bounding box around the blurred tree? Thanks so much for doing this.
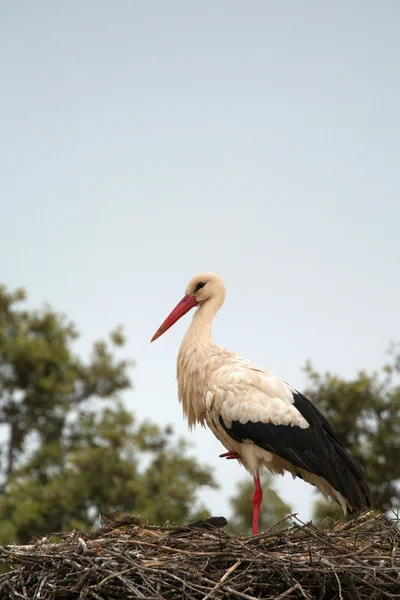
[0,285,216,543]
[303,347,400,522]
[312,498,344,526]
[229,473,291,535]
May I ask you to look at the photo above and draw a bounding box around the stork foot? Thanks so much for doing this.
[219,450,241,460]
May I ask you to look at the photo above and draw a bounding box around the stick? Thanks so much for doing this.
[201,560,241,600]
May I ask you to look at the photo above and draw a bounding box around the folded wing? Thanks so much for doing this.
[218,388,370,511]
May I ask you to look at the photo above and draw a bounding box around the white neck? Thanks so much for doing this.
[183,296,222,345]
[177,296,224,428]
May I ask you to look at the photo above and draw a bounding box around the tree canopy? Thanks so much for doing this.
[0,285,216,544]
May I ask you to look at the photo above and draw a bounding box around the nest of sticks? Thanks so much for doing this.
[0,511,399,600]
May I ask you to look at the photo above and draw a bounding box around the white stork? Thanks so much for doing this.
[151,273,370,534]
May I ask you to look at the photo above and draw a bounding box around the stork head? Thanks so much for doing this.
[151,272,226,342]
[185,272,226,304]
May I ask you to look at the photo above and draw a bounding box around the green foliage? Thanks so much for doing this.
[0,285,216,544]
[312,499,345,527]
[304,346,400,520]
[229,473,291,535]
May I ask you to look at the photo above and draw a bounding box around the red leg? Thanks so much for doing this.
[252,475,262,535]
[219,450,240,460]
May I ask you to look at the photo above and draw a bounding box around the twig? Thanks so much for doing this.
[274,583,300,599]
[220,586,258,600]
[334,570,343,600]
[201,559,241,600]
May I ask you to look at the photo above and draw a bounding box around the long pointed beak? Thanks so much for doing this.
[151,295,197,342]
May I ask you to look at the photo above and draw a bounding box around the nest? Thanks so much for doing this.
[0,512,399,599]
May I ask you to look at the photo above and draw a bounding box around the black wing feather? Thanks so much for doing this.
[219,391,370,511]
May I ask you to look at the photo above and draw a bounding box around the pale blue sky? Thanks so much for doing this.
[1,1,399,521]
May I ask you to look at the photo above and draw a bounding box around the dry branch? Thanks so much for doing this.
[0,512,399,599]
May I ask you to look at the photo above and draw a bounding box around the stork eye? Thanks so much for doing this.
[194,282,206,292]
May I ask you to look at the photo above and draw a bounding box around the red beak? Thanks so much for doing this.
[151,295,198,342]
